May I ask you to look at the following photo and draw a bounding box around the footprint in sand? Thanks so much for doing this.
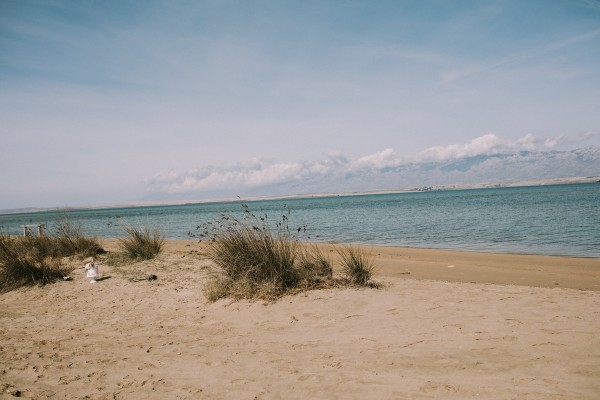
[58,374,82,384]
[420,381,460,394]
[298,374,320,382]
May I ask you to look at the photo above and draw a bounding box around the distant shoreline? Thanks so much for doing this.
[1,175,598,216]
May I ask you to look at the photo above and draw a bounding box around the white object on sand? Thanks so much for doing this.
[85,262,100,283]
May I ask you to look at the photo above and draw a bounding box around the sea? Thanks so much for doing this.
[1,183,598,258]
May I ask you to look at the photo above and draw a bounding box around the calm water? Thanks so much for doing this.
[1,183,599,258]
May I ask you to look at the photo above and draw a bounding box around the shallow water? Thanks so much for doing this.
[1,183,599,257]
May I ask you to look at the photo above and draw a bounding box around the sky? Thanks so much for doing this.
[1,0,600,210]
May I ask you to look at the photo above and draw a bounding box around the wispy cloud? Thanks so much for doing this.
[442,28,600,83]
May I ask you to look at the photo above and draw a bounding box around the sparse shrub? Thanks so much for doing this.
[0,235,71,292]
[337,245,374,286]
[119,225,165,260]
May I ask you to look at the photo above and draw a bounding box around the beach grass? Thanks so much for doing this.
[296,244,333,284]
[0,235,74,292]
[0,216,106,292]
[337,245,375,286]
[203,209,299,300]
[119,225,165,260]
[202,206,374,301]
[52,216,105,258]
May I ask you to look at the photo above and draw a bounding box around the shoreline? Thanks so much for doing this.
[102,239,600,291]
[114,237,600,259]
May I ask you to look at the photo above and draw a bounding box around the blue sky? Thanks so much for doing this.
[1,0,599,209]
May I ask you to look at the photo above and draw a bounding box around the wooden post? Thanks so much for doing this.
[21,224,45,237]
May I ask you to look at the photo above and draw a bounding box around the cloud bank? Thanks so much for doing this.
[145,133,600,199]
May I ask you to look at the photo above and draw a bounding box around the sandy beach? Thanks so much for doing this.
[1,240,599,399]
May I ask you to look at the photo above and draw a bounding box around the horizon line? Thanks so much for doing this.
[1,176,598,216]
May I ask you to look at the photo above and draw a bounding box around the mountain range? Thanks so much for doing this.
[147,146,600,201]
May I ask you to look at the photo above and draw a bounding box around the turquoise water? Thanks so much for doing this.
[1,183,599,258]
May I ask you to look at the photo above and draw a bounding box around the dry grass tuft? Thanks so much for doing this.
[0,215,105,293]
[53,217,105,259]
[0,235,74,292]
[202,207,298,300]
[201,206,376,301]
[296,244,333,285]
[119,226,165,261]
[337,245,375,286]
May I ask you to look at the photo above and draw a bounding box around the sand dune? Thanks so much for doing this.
[1,241,599,399]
